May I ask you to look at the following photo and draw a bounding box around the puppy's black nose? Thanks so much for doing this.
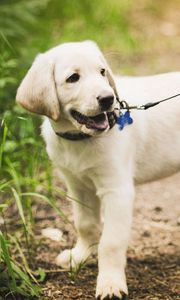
[97,94,114,111]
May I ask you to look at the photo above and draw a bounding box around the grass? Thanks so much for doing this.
[0,113,68,298]
[0,231,41,298]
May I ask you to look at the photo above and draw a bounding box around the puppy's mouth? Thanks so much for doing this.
[70,110,109,131]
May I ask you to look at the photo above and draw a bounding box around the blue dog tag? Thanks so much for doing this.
[116,111,133,130]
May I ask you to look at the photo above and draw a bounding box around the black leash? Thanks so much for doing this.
[115,93,180,130]
[118,93,180,111]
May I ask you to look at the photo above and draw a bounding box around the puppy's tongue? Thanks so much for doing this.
[86,113,109,131]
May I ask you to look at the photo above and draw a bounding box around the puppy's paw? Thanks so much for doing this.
[56,249,74,269]
[56,246,91,270]
[96,272,128,300]
[56,249,87,269]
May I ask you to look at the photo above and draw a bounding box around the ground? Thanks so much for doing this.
[33,172,180,300]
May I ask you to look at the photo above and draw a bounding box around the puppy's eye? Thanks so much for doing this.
[100,68,106,76]
[66,73,80,83]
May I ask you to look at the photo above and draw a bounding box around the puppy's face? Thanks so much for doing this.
[16,41,118,136]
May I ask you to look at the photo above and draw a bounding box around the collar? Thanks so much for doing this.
[55,131,91,141]
[55,111,117,141]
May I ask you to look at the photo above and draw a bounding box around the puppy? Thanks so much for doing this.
[16,41,180,299]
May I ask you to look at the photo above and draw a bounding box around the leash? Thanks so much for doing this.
[118,93,180,111]
[115,93,180,130]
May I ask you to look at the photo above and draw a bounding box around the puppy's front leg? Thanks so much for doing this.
[96,182,134,300]
[56,177,101,269]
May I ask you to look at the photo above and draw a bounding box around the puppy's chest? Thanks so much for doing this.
[54,140,100,174]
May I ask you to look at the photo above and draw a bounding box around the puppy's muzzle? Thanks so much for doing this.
[97,94,114,111]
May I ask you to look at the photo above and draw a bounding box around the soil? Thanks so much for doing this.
[32,172,180,300]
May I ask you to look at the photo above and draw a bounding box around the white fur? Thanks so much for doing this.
[16,41,180,299]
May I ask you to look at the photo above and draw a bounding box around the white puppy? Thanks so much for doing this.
[16,41,180,300]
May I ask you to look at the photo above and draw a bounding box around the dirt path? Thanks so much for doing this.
[35,172,179,300]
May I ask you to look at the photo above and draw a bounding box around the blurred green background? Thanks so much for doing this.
[0,0,180,298]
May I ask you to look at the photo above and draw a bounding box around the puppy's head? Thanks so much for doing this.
[16,41,118,135]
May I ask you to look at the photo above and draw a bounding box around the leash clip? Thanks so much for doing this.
[116,100,133,130]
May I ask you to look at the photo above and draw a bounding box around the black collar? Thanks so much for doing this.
[55,131,91,141]
[55,111,117,141]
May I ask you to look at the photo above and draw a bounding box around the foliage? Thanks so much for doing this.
[0,1,52,298]
[33,0,139,53]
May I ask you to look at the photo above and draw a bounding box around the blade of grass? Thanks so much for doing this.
[0,180,12,191]
[11,262,40,297]
[0,231,17,291]
[0,31,15,52]
[11,188,31,260]
[5,158,21,193]
[11,188,26,226]
[54,186,92,209]
[20,192,69,222]
[0,203,8,211]
[11,236,38,282]
[0,121,8,169]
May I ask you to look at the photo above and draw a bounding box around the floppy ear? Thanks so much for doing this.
[16,55,60,121]
[100,53,120,101]
[106,67,119,101]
